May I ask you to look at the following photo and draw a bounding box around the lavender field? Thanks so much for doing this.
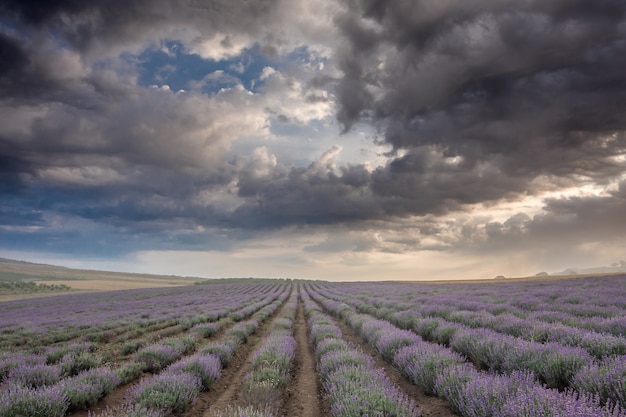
[1,276,625,417]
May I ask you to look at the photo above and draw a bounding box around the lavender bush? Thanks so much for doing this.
[241,292,299,412]
[59,351,102,376]
[192,322,221,338]
[214,405,275,417]
[318,349,372,375]
[161,336,197,355]
[324,366,421,417]
[201,340,237,366]
[4,363,62,387]
[251,332,296,375]
[87,404,165,417]
[45,342,93,364]
[121,339,146,355]
[116,360,145,384]
[501,384,626,417]
[129,371,202,413]
[165,353,221,389]
[375,328,422,362]
[59,367,120,409]
[0,383,68,417]
[571,355,626,407]
[136,344,181,373]
[228,321,260,343]
[394,342,467,394]
[0,353,46,379]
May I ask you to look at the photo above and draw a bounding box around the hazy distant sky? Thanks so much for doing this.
[1,0,626,280]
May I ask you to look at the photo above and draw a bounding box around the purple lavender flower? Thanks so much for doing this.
[201,341,237,366]
[59,366,120,409]
[314,338,349,360]
[5,363,63,387]
[87,404,165,417]
[318,349,373,376]
[571,355,626,407]
[375,328,422,361]
[0,383,69,417]
[129,371,202,413]
[214,405,275,417]
[251,332,297,375]
[192,322,221,338]
[394,343,466,394]
[166,353,222,389]
[0,353,46,379]
[136,343,181,372]
[59,351,102,376]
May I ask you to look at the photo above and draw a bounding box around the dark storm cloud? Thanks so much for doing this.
[0,145,33,194]
[232,152,378,228]
[1,0,281,56]
[3,0,626,254]
[0,32,64,99]
[333,0,626,196]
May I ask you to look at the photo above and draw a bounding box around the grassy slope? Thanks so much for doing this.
[0,257,202,301]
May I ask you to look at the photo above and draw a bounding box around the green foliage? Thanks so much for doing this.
[121,340,146,356]
[245,367,286,387]
[131,373,201,414]
[201,343,235,367]
[0,280,71,293]
[60,352,101,377]
[115,361,145,385]
[214,405,275,417]
[87,404,165,417]
[0,384,68,417]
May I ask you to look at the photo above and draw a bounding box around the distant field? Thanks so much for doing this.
[0,257,201,301]
[403,271,626,284]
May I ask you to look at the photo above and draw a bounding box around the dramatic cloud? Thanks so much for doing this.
[1,0,626,279]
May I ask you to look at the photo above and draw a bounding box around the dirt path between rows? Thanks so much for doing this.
[280,298,327,417]
[183,302,286,417]
[328,311,459,417]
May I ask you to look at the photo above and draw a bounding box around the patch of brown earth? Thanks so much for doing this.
[278,297,328,417]
[182,303,286,417]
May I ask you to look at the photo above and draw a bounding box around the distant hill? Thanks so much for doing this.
[552,261,626,276]
[0,257,202,298]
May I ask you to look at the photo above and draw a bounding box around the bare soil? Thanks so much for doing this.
[183,304,286,417]
[328,311,459,417]
[279,299,327,417]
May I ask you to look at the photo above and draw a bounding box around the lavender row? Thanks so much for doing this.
[0,285,284,383]
[88,287,291,417]
[313,284,626,405]
[0,287,291,416]
[314,277,626,337]
[220,290,299,416]
[307,284,626,417]
[0,283,287,350]
[301,286,421,417]
[116,288,291,414]
[320,282,626,359]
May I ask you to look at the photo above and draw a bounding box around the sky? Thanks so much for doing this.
[1,0,626,281]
